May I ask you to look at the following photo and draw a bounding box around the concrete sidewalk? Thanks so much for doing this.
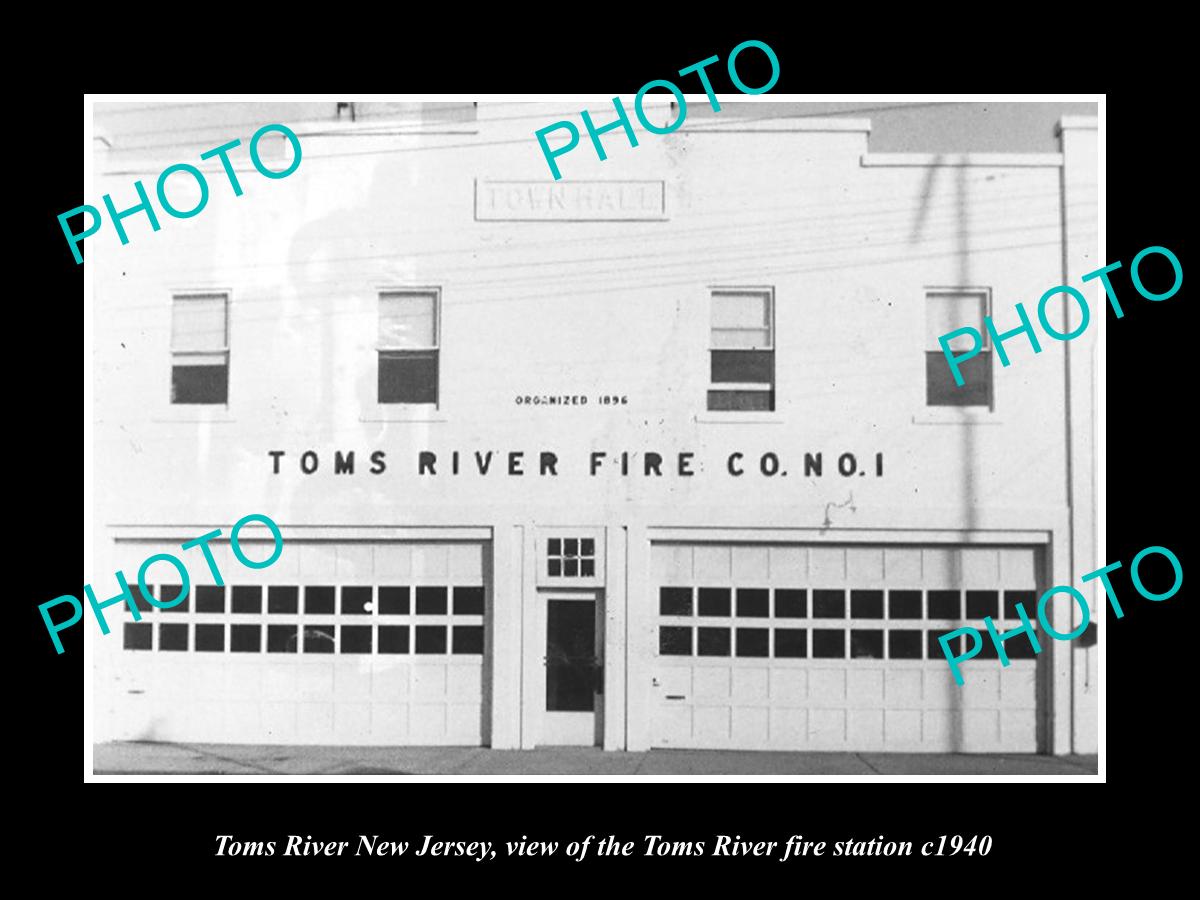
[94,742,1099,776]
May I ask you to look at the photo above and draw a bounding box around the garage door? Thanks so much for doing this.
[108,539,488,746]
[650,543,1042,752]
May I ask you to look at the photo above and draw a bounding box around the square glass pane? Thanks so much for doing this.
[124,622,152,650]
[231,624,260,652]
[131,585,156,615]
[159,584,188,612]
[659,587,692,616]
[171,294,227,351]
[379,625,409,654]
[231,585,261,613]
[736,628,769,657]
[711,349,773,384]
[774,628,807,658]
[1004,590,1037,620]
[341,586,373,615]
[159,622,189,651]
[581,538,595,557]
[698,587,732,616]
[415,625,447,654]
[736,588,769,617]
[812,629,845,658]
[453,586,485,615]
[928,590,961,619]
[929,630,960,660]
[563,538,578,556]
[659,626,692,655]
[888,629,922,659]
[379,586,410,615]
[171,364,228,405]
[305,586,335,615]
[774,589,807,618]
[340,625,372,654]
[548,538,561,556]
[267,624,297,653]
[580,559,595,577]
[195,624,224,651]
[195,585,224,613]
[712,290,770,329]
[926,350,991,407]
[966,590,999,619]
[415,586,447,614]
[697,627,731,656]
[268,585,298,614]
[926,291,986,348]
[851,590,884,618]
[888,590,922,619]
[379,351,438,404]
[452,625,484,654]
[564,558,579,577]
[850,629,884,658]
[379,291,436,348]
[813,589,845,618]
[548,558,562,577]
[303,625,335,653]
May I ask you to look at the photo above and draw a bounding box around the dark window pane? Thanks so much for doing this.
[415,625,447,654]
[1004,590,1037,620]
[926,349,991,407]
[774,628,807,658]
[851,590,884,618]
[379,586,410,615]
[159,623,189,651]
[581,538,595,557]
[928,590,961,619]
[268,585,298,614]
[564,558,579,577]
[305,586,335,615]
[736,628,769,657]
[707,389,774,411]
[340,625,372,654]
[231,585,262,613]
[888,629,922,659]
[737,588,769,617]
[548,558,562,577]
[813,629,845,658]
[813,589,845,618]
[850,629,884,658]
[548,538,561,556]
[580,559,595,577]
[159,584,188,612]
[303,626,335,653]
[659,626,692,656]
[231,624,260,652]
[267,624,297,653]
[698,627,731,656]
[929,631,960,660]
[195,585,224,613]
[698,587,731,616]
[564,538,578,556]
[659,587,693,616]
[195,624,224,651]
[1001,631,1039,659]
[379,625,409,654]
[453,625,484,654]
[775,589,807,618]
[977,636,999,659]
[342,586,373,615]
[415,586,448,614]
[453,586,485,615]
[124,622,152,650]
[889,590,922,619]
[967,590,999,619]
[711,349,773,384]
[378,350,438,404]
[172,364,228,404]
[131,585,156,615]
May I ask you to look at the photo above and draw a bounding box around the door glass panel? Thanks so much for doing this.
[546,600,596,712]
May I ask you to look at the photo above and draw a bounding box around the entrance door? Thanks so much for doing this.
[542,595,603,745]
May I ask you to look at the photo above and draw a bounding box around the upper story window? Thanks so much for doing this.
[378,289,440,406]
[707,288,775,412]
[170,292,229,404]
[925,288,992,408]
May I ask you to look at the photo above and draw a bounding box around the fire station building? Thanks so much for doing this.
[90,102,1099,754]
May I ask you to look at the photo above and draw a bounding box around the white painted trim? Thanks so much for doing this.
[1057,115,1098,132]
[861,153,1064,168]
[109,525,493,541]
[646,527,1050,545]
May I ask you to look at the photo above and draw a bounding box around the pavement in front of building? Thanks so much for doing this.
[93,742,1099,776]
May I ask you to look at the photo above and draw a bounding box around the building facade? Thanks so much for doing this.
[91,102,1099,754]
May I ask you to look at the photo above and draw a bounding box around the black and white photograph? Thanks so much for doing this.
[75,94,1110,778]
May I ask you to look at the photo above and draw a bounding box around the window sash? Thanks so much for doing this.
[710,289,774,349]
[379,290,438,350]
[171,293,228,353]
[926,289,990,351]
